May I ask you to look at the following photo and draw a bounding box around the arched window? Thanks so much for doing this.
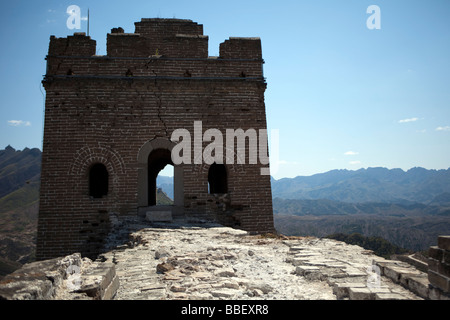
[208,163,228,194]
[89,163,109,198]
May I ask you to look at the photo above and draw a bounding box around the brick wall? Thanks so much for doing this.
[37,18,274,261]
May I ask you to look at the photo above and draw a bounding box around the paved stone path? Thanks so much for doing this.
[98,217,423,300]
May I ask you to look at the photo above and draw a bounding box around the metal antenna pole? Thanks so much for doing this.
[87,8,90,36]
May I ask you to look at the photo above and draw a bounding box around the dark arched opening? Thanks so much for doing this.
[89,163,109,198]
[208,163,228,194]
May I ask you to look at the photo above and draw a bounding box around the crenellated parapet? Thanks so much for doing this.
[44,18,264,84]
[48,32,96,56]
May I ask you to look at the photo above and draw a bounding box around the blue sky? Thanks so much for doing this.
[0,0,449,179]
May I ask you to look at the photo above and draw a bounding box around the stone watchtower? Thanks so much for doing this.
[37,18,274,260]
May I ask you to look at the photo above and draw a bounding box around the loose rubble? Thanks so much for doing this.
[0,216,430,300]
[98,217,424,300]
[0,253,119,300]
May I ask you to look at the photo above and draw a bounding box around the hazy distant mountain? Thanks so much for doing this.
[272,197,450,217]
[271,167,450,204]
[271,167,450,251]
[156,175,174,200]
[0,146,41,277]
[0,145,41,200]
[156,188,173,205]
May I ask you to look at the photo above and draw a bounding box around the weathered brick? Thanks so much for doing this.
[36,18,274,261]
[438,236,450,251]
[429,246,444,262]
[428,270,450,292]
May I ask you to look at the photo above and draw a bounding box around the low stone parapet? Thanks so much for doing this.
[427,236,450,300]
[0,253,119,300]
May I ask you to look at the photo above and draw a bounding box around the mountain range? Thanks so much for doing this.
[269,167,450,251]
[271,167,450,205]
[0,146,41,277]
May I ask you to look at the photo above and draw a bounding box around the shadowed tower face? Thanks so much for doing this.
[37,18,274,261]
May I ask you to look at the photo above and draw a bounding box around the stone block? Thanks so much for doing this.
[368,287,391,294]
[146,211,172,222]
[0,253,82,300]
[211,289,237,298]
[348,287,374,300]
[384,265,421,283]
[295,265,320,276]
[213,268,236,277]
[428,285,450,300]
[428,270,450,293]
[304,259,336,267]
[445,250,450,265]
[333,282,366,300]
[438,236,450,251]
[140,284,165,292]
[289,246,310,252]
[292,257,312,266]
[344,268,367,278]
[428,285,441,300]
[405,275,429,299]
[246,282,272,294]
[438,261,450,278]
[294,251,321,257]
[221,280,240,290]
[428,257,440,273]
[396,254,429,273]
[429,246,444,262]
[103,275,120,300]
[375,293,408,300]
[78,263,119,300]
[296,266,323,281]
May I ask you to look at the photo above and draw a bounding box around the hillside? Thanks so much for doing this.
[0,146,41,199]
[271,167,450,251]
[271,167,450,204]
[0,146,41,277]
[273,198,450,217]
[156,176,174,200]
[274,213,449,252]
[156,187,173,205]
[325,233,411,259]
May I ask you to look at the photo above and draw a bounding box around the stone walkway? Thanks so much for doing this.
[98,217,423,300]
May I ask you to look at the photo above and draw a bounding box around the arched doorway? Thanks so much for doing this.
[137,138,184,217]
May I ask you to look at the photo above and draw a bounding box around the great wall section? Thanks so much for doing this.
[2,18,450,304]
[1,216,449,301]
